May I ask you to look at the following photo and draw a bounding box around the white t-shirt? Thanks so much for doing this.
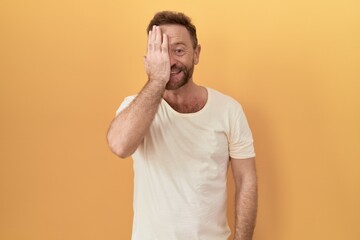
[116,88,255,240]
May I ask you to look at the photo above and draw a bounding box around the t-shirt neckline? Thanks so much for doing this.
[161,87,211,117]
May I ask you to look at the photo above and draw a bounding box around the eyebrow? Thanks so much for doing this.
[170,42,187,47]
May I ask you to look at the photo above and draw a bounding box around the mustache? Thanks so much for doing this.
[170,64,185,72]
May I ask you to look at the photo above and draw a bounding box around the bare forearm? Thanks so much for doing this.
[234,181,258,240]
[107,26,170,158]
[107,80,165,158]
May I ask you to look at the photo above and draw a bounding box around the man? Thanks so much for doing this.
[107,11,257,240]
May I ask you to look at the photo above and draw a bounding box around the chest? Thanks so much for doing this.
[147,112,230,160]
[165,98,207,114]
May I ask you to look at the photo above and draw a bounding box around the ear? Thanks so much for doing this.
[193,44,201,65]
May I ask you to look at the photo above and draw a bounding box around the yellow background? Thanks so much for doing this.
[1,0,359,239]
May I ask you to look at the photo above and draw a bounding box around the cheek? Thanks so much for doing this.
[172,53,195,68]
[184,54,195,65]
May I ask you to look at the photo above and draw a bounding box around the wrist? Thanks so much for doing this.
[148,77,168,88]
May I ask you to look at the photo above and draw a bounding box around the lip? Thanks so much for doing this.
[170,70,182,75]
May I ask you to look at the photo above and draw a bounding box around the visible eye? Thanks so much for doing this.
[173,48,185,56]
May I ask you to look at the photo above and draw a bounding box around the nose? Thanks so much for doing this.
[169,52,177,67]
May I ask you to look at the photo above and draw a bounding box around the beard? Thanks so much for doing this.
[165,61,195,90]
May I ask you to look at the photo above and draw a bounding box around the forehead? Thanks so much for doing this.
[159,24,192,46]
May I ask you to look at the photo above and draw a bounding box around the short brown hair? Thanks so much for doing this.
[147,11,198,49]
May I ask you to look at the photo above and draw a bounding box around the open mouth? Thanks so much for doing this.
[170,68,182,75]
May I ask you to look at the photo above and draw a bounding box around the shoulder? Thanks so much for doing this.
[124,94,137,100]
[115,94,137,115]
[207,88,244,113]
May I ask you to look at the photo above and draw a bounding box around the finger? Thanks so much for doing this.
[154,26,161,51]
[151,25,156,47]
[151,25,156,42]
[162,33,168,54]
[148,25,156,53]
[147,30,152,54]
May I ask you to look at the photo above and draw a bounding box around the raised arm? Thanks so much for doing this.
[231,157,258,240]
[107,26,170,158]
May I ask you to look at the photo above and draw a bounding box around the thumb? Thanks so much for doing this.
[143,56,149,73]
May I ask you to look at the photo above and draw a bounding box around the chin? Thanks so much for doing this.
[165,78,189,90]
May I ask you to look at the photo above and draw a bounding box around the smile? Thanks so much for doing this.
[170,69,182,75]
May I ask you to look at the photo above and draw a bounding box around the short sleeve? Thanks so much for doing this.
[115,95,136,116]
[228,104,255,159]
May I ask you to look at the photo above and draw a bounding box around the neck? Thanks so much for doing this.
[162,80,208,113]
[163,80,197,102]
